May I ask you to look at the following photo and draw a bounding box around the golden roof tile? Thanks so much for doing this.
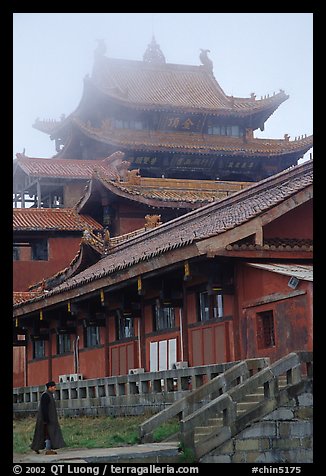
[92,169,251,206]
[14,155,118,179]
[90,57,288,115]
[13,208,102,231]
[74,118,313,157]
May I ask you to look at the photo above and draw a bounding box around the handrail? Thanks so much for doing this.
[139,357,269,442]
[179,351,313,455]
[13,361,238,407]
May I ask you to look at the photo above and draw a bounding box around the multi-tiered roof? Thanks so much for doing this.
[32,37,312,182]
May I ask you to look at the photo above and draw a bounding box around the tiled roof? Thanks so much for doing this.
[226,238,312,252]
[246,263,313,282]
[74,118,313,157]
[33,56,289,137]
[14,159,312,308]
[94,170,251,206]
[13,291,43,305]
[90,57,288,115]
[28,230,105,292]
[28,227,149,292]
[14,155,119,180]
[13,208,102,232]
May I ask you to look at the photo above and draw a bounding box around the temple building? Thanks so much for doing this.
[13,39,313,388]
[13,37,312,210]
[13,160,313,386]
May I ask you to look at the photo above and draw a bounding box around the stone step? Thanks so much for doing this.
[243,393,264,402]
[237,401,258,409]
[194,415,225,442]
[207,417,223,426]
[195,425,216,436]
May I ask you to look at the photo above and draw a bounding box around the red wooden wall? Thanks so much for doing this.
[13,236,82,291]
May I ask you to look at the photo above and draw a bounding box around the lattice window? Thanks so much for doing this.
[31,239,48,261]
[33,340,45,359]
[153,300,175,331]
[198,290,224,321]
[84,326,100,348]
[57,334,71,354]
[115,310,134,340]
[256,310,275,349]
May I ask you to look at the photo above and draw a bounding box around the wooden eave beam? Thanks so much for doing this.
[261,186,312,226]
[254,226,263,246]
[13,243,200,317]
[75,177,100,214]
[98,179,195,210]
[242,289,307,309]
[209,249,313,260]
[196,186,312,257]
[37,180,67,187]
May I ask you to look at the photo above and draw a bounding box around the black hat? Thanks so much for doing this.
[46,381,56,388]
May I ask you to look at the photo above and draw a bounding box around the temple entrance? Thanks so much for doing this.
[149,338,177,371]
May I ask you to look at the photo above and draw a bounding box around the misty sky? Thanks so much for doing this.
[13,13,313,160]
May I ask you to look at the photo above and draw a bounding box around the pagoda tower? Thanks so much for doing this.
[13,38,312,209]
[31,38,312,182]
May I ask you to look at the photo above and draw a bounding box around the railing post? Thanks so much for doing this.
[264,377,278,398]
[306,361,313,378]
[180,422,195,451]
[223,398,236,425]
[286,365,301,385]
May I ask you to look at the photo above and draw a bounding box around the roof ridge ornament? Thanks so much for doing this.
[101,151,131,182]
[199,49,213,72]
[143,35,166,64]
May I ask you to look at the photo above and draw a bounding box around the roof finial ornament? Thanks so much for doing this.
[143,35,166,64]
[199,49,213,71]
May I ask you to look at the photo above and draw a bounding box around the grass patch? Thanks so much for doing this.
[13,415,179,454]
[13,417,36,454]
[152,419,179,442]
[178,445,196,463]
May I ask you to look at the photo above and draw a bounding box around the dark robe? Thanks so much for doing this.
[31,390,66,451]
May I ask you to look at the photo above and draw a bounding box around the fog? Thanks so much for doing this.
[13,13,313,160]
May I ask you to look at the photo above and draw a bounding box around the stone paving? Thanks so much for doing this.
[13,442,181,464]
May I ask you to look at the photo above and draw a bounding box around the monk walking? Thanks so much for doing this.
[31,381,66,455]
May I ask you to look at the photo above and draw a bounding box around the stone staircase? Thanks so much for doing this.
[140,357,270,444]
[194,388,266,442]
[193,376,288,445]
[139,352,312,461]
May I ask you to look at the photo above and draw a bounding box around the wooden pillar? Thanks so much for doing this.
[255,226,263,246]
[24,344,28,387]
[181,282,189,363]
[233,263,244,360]
[21,189,25,208]
[136,318,142,369]
[140,298,146,371]
[104,313,110,377]
[36,180,41,208]
[48,330,53,382]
